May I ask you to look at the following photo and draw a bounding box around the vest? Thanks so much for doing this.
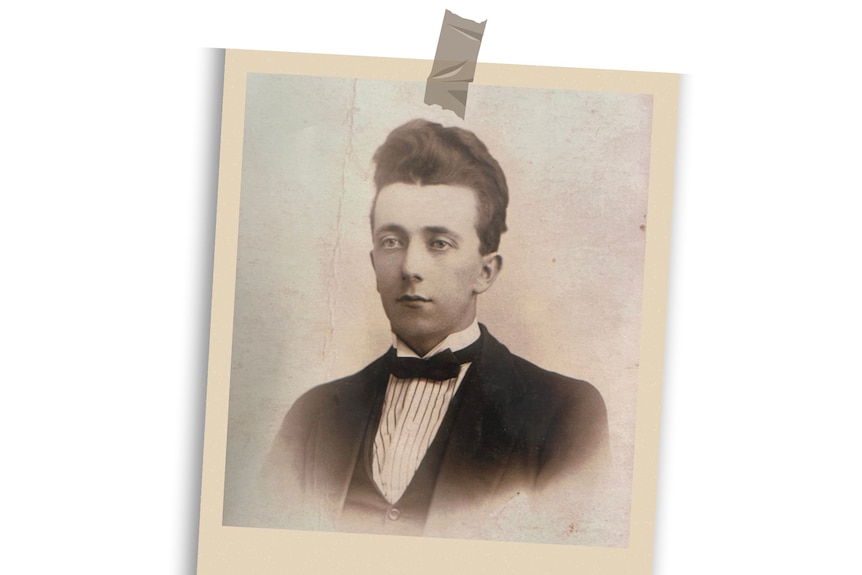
[338,362,474,535]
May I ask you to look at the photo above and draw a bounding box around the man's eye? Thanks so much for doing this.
[381,238,403,249]
[430,239,453,250]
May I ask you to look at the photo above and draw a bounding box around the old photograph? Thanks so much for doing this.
[221,66,654,547]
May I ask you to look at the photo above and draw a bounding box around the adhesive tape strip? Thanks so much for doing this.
[424,10,487,119]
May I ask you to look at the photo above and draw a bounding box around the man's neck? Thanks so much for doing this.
[393,321,481,359]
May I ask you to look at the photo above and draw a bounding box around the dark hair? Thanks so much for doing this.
[371,119,508,254]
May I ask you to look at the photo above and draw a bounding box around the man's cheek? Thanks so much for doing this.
[374,262,394,283]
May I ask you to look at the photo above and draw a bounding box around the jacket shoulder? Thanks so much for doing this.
[279,355,387,431]
[480,327,606,414]
[479,330,610,483]
[512,355,607,428]
[261,354,387,506]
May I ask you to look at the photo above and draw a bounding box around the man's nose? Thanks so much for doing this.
[401,241,428,281]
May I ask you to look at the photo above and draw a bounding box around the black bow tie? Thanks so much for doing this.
[386,338,481,381]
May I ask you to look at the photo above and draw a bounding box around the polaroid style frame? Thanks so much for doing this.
[198,49,678,575]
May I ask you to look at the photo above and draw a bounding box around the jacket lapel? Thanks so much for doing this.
[307,356,388,518]
[425,326,527,525]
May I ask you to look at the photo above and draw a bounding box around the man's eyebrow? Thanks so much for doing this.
[373,224,406,236]
[423,226,462,239]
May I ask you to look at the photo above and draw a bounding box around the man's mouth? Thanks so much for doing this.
[397,295,431,303]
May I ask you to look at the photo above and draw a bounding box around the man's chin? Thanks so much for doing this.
[391,325,438,342]
[389,323,448,353]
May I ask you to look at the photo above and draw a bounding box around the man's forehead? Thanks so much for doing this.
[371,183,479,233]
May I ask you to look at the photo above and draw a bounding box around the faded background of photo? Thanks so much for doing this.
[222,74,652,546]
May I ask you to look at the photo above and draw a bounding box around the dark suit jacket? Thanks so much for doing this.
[262,325,610,539]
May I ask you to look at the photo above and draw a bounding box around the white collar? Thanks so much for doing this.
[392,320,481,359]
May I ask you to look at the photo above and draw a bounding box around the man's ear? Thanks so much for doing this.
[369,250,376,271]
[473,252,503,295]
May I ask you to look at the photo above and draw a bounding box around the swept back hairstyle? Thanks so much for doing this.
[371,119,509,255]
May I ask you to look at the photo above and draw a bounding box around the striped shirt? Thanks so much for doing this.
[371,322,480,504]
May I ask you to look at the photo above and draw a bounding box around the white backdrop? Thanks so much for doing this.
[2,2,861,574]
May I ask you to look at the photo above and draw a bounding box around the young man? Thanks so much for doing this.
[263,119,609,540]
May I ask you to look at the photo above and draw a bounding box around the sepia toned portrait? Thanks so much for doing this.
[205,52,676,562]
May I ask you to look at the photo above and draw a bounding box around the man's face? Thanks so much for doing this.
[370,183,501,356]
